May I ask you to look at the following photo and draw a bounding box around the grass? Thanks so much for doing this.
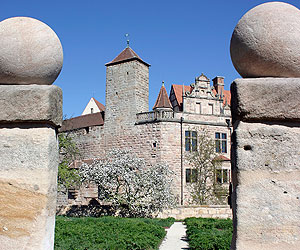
[55,216,175,250]
[184,217,233,250]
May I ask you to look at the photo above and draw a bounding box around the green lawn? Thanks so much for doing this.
[184,217,233,250]
[55,216,175,250]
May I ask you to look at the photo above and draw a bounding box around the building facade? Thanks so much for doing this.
[58,46,231,207]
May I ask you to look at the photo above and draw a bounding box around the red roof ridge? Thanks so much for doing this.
[153,83,173,110]
[105,47,150,67]
[92,97,105,111]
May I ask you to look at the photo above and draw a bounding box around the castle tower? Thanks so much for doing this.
[104,46,150,134]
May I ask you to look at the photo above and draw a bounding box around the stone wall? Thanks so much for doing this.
[61,115,232,207]
[68,125,105,160]
[157,205,232,220]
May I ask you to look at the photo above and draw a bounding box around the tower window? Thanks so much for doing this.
[91,108,94,113]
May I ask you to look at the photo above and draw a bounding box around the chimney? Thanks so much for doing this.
[212,76,224,97]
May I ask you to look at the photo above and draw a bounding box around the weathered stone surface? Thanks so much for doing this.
[0,127,58,250]
[230,2,300,78]
[0,85,62,126]
[0,17,63,85]
[231,121,300,250]
[231,78,300,122]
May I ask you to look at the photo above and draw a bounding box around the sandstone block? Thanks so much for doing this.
[232,121,300,250]
[0,127,58,250]
[230,2,300,78]
[231,78,300,122]
[0,85,62,126]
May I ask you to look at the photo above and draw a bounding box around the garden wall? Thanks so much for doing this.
[157,205,232,220]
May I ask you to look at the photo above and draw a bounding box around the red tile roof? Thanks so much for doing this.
[172,84,231,109]
[212,89,231,106]
[153,84,173,110]
[105,47,150,67]
[215,155,231,161]
[92,97,105,112]
[60,112,104,132]
[171,84,193,109]
[223,90,231,106]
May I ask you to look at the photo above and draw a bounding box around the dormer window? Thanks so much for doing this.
[91,108,94,113]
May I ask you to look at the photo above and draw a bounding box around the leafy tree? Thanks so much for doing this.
[58,133,81,191]
[187,129,225,205]
[79,149,176,217]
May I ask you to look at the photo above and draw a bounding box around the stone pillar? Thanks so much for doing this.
[229,2,300,249]
[0,17,63,250]
[231,78,300,250]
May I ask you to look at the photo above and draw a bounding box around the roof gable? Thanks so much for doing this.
[93,97,105,112]
[82,97,105,115]
[105,47,150,67]
[171,84,193,110]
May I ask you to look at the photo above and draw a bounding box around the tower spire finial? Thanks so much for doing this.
[125,33,130,48]
[162,81,164,87]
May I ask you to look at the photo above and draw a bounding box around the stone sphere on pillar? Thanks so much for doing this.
[230,2,300,78]
[0,17,63,85]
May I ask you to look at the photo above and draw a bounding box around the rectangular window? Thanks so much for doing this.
[185,131,197,152]
[196,102,201,114]
[216,169,229,184]
[186,168,198,183]
[208,104,213,114]
[215,132,227,153]
[223,170,228,183]
[186,169,191,183]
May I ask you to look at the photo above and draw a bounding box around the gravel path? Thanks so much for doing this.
[159,222,189,250]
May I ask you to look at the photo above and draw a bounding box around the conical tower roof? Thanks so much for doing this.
[105,47,150,67]
[153,83,173,110]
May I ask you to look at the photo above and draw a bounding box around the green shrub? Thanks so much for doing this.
[55,216,175,250]
[184,217,233,250]
[134,217,175,228]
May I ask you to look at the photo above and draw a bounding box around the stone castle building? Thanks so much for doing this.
[58,46,232,207]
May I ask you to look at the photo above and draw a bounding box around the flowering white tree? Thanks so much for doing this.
[79,149,176,217]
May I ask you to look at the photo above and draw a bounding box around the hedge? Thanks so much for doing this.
[184,217,233,250]
[55,216,174,250]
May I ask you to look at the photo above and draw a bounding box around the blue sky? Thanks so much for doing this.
[1,0,299,117]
